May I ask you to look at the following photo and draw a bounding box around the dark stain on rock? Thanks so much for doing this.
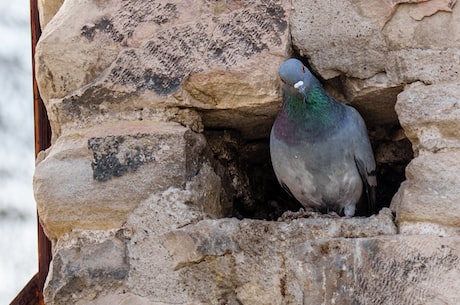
[75,1,288,100]
[88,134,157,182]
[81,18,124,43]
[143,69,183,95]
[119,1,179,38]
[261,3,288,32]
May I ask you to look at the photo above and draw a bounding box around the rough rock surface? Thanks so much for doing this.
[395,82,460,154]
[391,152,460,236]
[36,0,291,141]
[43,209,460,305]
[34,0,460,304]
[292,0,460,127]
[391,81,460,236]
[44,230,128,304]
[33,121,222,240]
[37,0,64,29]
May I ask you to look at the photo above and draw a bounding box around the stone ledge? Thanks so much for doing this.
[163,208,396,269]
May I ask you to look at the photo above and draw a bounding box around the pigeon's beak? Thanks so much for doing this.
[294,80,307,98]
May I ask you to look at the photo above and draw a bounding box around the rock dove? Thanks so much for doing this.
[270,58,376,217]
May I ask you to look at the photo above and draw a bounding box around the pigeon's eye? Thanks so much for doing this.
[280,77,287,84]
[301,65,306,73]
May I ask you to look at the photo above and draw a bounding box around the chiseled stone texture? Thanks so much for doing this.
[159,215,459,305]
[391,152,460,236]
[34,0,460,304]
[36,0,291,140]
[291,0,460,81]
[291,0,460,126]
[395,82,460,154]
[44,230,128,305]
[392,82,460,236]
[33,121,222,240]
[44,212,460,305]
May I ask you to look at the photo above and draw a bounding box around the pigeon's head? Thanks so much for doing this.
[278,58,316,97]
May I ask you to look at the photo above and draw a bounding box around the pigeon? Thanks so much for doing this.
[270,58,376,217]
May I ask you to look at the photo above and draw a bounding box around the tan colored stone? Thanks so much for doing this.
[33,121,217,239]
[84,293,198,305]
[385,0,460,49]
[391,151,460,234]
[36,0,124,102]
[291,0,389,80]
[343,73,403,125]
[409,0,457,20]
[44,229,128,305]
[122,188,218,305]
[161,218,459,305]
[163,209,397,269]
[395,81,460,153]
[36,0,291,140]
[291,0,459,85]
[37,0,64,29]
[387,49,460,85]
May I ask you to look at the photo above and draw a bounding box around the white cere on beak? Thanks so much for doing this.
[294,80,304,89]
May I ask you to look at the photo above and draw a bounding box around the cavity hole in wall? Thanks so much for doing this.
[205,125,412,220]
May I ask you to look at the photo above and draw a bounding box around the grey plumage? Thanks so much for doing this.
[270,58,376,217]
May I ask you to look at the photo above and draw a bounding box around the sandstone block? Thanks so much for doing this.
[43,158,225,304]
[391,152,460,235]
[37,0,64,29]
[44,230,128,305]
[163,208,397,269]
[387,49,460,85]
[161,216,458,304]
[291,0,460,86]
[36,0,291,140]
[395,81,460,153]
[122,185,225,304]
[289,0,460,129]
[290,0,389,80]
[33,121,214,239]
[85,293,187,305]
[384,1,460,49]
[343,73,403,126]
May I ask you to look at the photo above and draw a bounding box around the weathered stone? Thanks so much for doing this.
[44,230,128,305]
[391,152,460,235]
[36,0,291,140]
[160,216,458,305]
[85,293,185,305]
[164,208,397,269]
[36,0,124,102]
[384,1,460,49]
[33,0,460,304]
[122,187,219,305]
[44,206,460,305]
[409,0,457,21]
[395,81,460,153]
[291,0,459,85]
[34,121,215,239]
[291,0,389,80]
[342,73,403,126]
[387,49,460,85]
[37,0,64,29]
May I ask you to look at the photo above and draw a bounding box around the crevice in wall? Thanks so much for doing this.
[205,127,412,219]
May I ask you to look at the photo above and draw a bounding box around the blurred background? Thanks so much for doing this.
[0,1,38,304]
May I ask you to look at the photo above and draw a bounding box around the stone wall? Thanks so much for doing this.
[34,1,460,304]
